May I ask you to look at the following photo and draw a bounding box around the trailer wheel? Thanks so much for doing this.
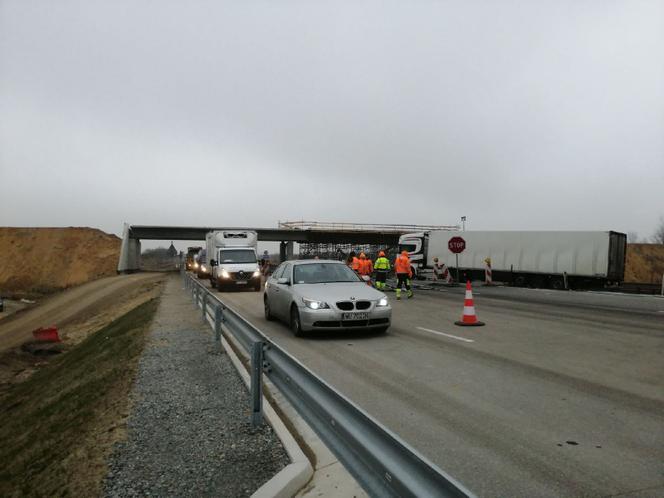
[550,278,565,290]
[514,276,527,287]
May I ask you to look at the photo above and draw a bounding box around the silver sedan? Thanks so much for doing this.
[264,259,392,336]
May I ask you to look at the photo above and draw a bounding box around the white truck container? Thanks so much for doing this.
[206,230,261,291]
[399,230,626,289]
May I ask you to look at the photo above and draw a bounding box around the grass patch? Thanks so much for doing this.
[0,298,159,497]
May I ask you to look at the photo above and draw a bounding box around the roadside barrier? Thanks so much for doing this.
[32,326,60,342]
[182,271,474,498]
[455,281,485,327]
[484,258,492,286]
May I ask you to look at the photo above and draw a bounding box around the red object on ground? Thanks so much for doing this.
[455,281,485,327]
[448,236,466,254]
[32,326,61,342]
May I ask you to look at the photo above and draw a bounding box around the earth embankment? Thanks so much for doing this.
[625,243,664,283]
[0,227,120,298]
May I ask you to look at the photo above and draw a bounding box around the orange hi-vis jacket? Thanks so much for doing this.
[358,258,373,276]
[351,257,361,272]
[394,255,412,276]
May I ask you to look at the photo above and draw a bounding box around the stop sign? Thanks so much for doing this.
[448,236,466,254]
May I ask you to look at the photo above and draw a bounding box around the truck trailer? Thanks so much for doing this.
[206,230,261,291]
[399,230,626,289]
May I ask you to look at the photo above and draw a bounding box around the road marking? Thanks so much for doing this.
[416,326,475,343]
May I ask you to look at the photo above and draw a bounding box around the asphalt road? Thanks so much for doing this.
[203,277,664,497]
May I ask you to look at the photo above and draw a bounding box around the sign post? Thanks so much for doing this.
[448,236,466,284]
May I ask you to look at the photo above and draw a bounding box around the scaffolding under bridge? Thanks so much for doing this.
[279,220,459,261]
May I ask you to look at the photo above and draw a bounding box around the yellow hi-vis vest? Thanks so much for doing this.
[374,257,390,271]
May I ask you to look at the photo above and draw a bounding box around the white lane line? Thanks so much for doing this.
[416,326,475,343]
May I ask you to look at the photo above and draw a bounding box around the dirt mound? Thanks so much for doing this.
[624,243,664,283]
[0,227,120,298]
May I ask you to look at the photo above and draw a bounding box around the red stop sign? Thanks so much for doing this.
[448,236,466,254]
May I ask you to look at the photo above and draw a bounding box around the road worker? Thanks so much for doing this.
[373,250,390,290]
[394,250,413,299]
[358,252,373,285]
[347,251,361,273]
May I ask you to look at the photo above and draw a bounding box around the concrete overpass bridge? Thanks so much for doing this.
[118,221,458,272]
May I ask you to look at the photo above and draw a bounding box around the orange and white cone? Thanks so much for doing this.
[455,280,485,327]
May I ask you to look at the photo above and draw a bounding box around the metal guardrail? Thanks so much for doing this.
[182,272,475,498]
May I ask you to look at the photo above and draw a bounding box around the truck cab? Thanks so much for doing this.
[207,231,261,291]
[398,231,429,278]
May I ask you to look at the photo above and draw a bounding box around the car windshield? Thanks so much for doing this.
[293,263,362,284]
[219,249,256,264]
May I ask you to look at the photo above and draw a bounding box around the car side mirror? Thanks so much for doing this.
[210,260,217,266]
[277,277,290,285]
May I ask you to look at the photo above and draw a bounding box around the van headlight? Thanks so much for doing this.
[253,269,261,277]
[303,298,329,310]
[193,262,199,269]
[376,297,389,307]
[220,269,230,279]
[201,265,207,272]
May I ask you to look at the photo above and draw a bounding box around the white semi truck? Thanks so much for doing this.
[399,230,626,289]
[206,230,261,291]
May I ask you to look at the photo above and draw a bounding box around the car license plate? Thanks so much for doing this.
[236,281,247,285]
[342,312,369,320]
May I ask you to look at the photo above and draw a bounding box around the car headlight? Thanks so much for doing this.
[193,262,199,269]
[376,297,389,307]
[303,298,329,310]
[201,265,207,272]
[220,269,230,279]
[253,269,261,277]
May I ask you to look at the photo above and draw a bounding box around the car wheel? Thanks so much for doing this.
[290,306,304,337]
[264,297,274,321]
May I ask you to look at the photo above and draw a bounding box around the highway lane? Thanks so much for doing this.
[202,278,664,497]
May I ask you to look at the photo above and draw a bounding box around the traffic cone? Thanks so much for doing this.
[455,281,485,327]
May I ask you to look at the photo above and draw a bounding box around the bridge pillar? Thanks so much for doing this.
[118,223,142,273]
[279,241,294,262]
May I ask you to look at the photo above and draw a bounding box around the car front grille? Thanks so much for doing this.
[336,300,372,310]
[231,271,256,281]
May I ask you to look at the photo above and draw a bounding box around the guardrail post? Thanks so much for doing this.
[201,293,207,322]
[214,306,222,344]
[661,273,663,296]
[250,341,264,427]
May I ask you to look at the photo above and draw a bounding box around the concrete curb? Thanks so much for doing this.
[203,312,313,498]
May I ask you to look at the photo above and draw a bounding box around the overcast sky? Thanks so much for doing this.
[1,0,663,248]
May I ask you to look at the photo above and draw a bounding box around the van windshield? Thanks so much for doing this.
[219,249,256,264]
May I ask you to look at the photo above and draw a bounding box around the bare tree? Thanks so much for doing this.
[627,231,639,243]
[652,217,664,244]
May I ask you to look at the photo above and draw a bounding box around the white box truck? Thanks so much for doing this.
[206,230,261,291]
[399,230,626,289]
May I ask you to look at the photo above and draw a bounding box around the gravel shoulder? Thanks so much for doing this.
[104,275,289,497]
